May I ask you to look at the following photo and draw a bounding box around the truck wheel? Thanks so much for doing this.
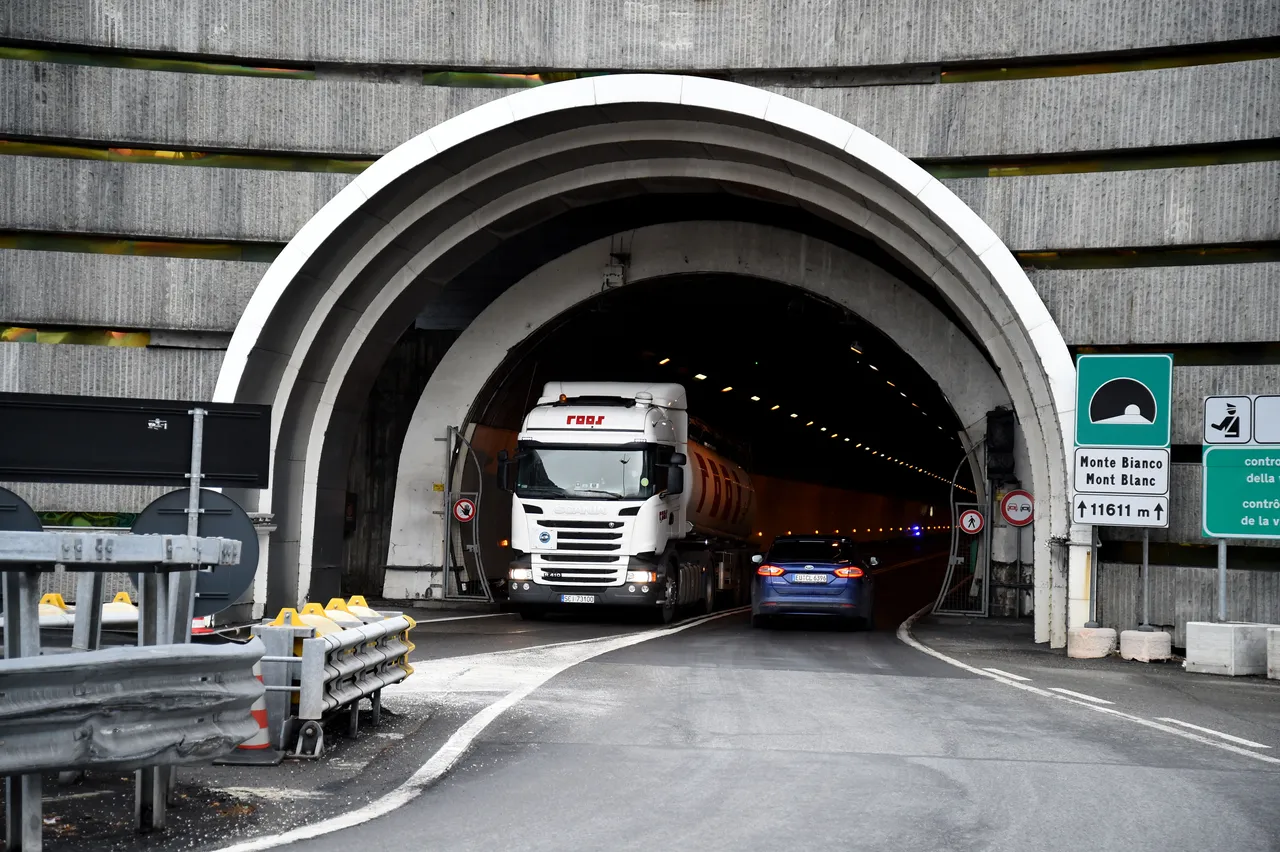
[656,571,678,625]
[702,572,715,615]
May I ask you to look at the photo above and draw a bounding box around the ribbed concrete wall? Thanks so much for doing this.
[6,59,1278,159]
[1033,264,1280,346]
[948,161,1280,249]
[5,156,1275,250]
[0,252,265,331]
[6,0,1277,68]
[0,342,223,399]
[1098,561,1280,647]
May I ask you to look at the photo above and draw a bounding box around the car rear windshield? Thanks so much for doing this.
[767,540,851,563]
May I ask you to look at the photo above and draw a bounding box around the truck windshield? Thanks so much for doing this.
[515,445,657,500]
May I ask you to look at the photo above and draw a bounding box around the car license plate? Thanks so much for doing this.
[790,573,829,584]
[560,594,596,603]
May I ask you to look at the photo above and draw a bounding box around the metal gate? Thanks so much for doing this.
[440,425,492,603]
[933,500,989,616]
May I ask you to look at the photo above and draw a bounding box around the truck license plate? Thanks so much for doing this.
[560,594,596,603]
[790,573,828,584]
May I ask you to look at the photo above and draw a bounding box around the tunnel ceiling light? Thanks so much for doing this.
[771,405,780,411]
[855,443,862,447]
[658,357,670,365]
[790,413,798,418]
[805,421,814,426]
[844,437,850,442]
[819,426,827,431]
[850,345,862,354]
[900,392,907,398]
[694,373,707,380]
[750,395,760,401]
[886,381,895,387]
[912,403,919,408]
[869,364,878,371]
[831,433,838,438]
[721,386,733,392]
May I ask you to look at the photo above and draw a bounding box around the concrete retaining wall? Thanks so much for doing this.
[6,0,1276,68]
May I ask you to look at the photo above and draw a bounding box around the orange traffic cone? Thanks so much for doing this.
[214,660,283,765]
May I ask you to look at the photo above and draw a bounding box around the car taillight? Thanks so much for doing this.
[833,566,864,579]
[756,564,784,576]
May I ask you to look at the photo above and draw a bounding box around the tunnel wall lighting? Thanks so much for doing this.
[721,386,733,392]
[658,357,670,365]
[694,373,707,380]
[771,405,780,410]
[750,395,760,401]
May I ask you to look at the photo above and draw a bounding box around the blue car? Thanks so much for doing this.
[750,536,878,629]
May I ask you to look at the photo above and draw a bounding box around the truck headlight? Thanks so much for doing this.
[625,570,658,584]
[509,568,533,581]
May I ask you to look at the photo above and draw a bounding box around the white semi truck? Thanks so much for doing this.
[497,381,757,622]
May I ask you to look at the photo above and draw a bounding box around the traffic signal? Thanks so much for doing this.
[986,407,1016,480]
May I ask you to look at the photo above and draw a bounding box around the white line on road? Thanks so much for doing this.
[1047,687,1113,705]
[896,604,1280,768]
[209,606,749,852]
[412,612,516,623]
[981,667,1032,682]
[1156,718,1272,749]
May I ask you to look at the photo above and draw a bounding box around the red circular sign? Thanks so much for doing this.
[1000,490,1035,527]
[958,509,985,535]
[452,498,476,523]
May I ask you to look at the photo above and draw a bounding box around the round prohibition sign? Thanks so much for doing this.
[452,497,477,523]
[958,509,985,535]
[1000,490,1035,527]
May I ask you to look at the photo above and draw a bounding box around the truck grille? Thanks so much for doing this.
[534,518,628,585]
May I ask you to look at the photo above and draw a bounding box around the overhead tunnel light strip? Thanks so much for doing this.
[656,356,973,493]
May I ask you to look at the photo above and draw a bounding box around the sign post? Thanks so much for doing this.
[1073,354,1173,629]
[1202,394,1280,622]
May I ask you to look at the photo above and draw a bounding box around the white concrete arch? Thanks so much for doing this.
[388,220,1014,568]
[212,74,1082,645]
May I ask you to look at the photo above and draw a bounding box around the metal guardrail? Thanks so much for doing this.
[254,606,415,759]
[1,528,247,850]
[0,639,265,776]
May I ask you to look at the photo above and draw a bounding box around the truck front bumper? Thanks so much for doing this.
[507,556,666,608]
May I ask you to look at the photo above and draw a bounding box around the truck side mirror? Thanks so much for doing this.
[496,449,514,493]
[667,466,685,496]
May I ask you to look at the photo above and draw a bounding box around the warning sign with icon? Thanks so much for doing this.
[452,497,476,523]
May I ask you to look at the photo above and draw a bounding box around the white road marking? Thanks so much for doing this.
[412,612,516,624]
[1047,687,1113,705]
[981,667,1032,682]
[896,603,1280,768]
[1156,718,1271,749]
[208,606,749,852]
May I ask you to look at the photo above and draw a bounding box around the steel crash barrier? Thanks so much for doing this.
[249,599,415,760]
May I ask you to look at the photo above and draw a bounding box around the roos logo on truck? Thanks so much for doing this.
[566,415,606,426]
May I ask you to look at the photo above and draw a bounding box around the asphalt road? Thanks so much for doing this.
[286,613,1278,852]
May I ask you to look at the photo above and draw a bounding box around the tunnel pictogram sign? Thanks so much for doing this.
[958,509,984,535]
[1075,354,1172,449]
[453,497,476,523]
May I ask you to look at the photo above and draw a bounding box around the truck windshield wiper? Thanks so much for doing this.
[573,489,624,498]
[517,486,568,496]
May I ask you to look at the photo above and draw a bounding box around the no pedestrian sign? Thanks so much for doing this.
[958,509,984,535]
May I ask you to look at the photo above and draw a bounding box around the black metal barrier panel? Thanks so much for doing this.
[0,392,269,488]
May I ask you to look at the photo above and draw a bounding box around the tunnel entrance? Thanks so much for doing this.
[212,75,1080,646]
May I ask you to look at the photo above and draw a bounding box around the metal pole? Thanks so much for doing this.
[1084,526,1100,628]
[135,571,167,830]
[1138,528,1154,631]
[70,571,105,651]
[443,426,454,593]
[3,569,43,852]
[1217,539,1228,623]
[168,407,204,646]
[1015,524,1023,618]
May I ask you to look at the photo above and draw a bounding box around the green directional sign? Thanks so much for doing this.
[1202,446,1280,539]
[1075,354,1172,448]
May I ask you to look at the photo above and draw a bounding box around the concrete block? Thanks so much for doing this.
[1067,627,1116,659]
[1119,629,1172,663]
[1184,622,1273,676]
[1269,629,1280,680]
